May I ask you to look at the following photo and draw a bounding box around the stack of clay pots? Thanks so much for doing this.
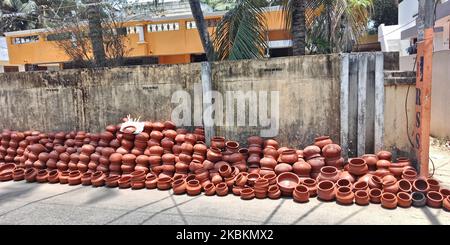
[247,136,263,172]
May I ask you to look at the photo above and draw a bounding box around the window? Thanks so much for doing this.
[148,22,180,32]
[186,19,220,29]
[186,21,197,29]
[13,35,39,44]
[47,32,71,41]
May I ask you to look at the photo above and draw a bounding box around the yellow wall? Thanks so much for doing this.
[6,10,287,65]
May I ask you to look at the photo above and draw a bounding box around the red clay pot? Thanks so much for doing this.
[276,172,300,196]
[413,179,430,193]
[402,169,418,183]
[207,147,222,162]
[440,188,450,198]
[362,154,378,170]
[232,185,243,196]
[302,178,318,197]
[59,170,70,184]
[377,150,392,161]
[336,178,352,189]
[0,171,13,182]
[118,176,132,189]
[68,170,81,185]
[172,179,186,195]
[144,174,157,189]
[215,182,229,196]
[376,160,391,169]
[263,173,277,185]
[397,192,412,208]
[36,169,48,183]
[317,166,339,183]
[81,172,92,186]
[314,136,332,149]
[355,190,370,206]
[348,158,368,176]
[293,184,310,203]
[268,185,281,199]
[322,144,341,159]
[339,171,356,183]
[279,149,297,164]
[260,157,277,169]
[247,136,263,147]
[91,171,106,187]
[274,163,293,175]
[303,145,321,160]
[186,179,202,196]
[292,160,311,177]
[353,181,369,192]
[317,180,336,201]
[426,178,440,192]
[426,191,444,208]
[398,179,412,193]
[369,188,382,204]
[336,186,354,205]
[381,192,397,209]
[219,164,232,178]
[157,177,172,190]
[235,172,248,187]
[13,168,25,181]
[325,157,344,169]
[368,175,383,189]
[383,180,399,194]
[264,139,279,149]
[443,196,450,211]
[240,187,255,200]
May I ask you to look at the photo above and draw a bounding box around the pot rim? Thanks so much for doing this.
[337,186,352,195]
[369,188,382,197]
[413,179,429,191]
[355,190,369,198]
[427,191,444,202]
[397,192,411,201]
[412,192,426,201]
[382,192,396,201]
[321,166,338,175]
[303,178,317,186]
[295,184,308,193]
[318,180,334,191]
[349,158,366,166]
[241,188,254,195]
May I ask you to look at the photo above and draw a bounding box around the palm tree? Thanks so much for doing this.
[0,0,39,33]
[188,0,215,61]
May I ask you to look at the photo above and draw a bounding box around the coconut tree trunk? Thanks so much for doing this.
[188,0,215,61]
[86,0,107,67]
[291,0,306,55]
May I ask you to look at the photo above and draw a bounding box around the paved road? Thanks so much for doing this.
[0,179,448,225]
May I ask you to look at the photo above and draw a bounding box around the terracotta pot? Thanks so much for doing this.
[443,196,450,211]
[68,170,81,185]
[293,184,310,203]
[219,164,232,178]
[156,177,172,190]
[398,179,412,193]
[240,187,255,200]
[397,192,412,208]
[412,192,427,207]
[0,171,13,182]
[211,136,225,149]
[144,174,157,189]
[382,174,396,183]
[362,154,378,170]
[171,179,186,195]
[376,160,391,169]
[426,191,444,208]
[91,171,106,187]
[246,173,260,186]
[317,166,339,183]
[202,182,216,196]
[322,144,341,159]
[307,157,326,177]
[317,180,336,201]
[388,163,405,178]
[276,172,300,196]
[314,136,332,149]
[274,163,293,175]
[348,158,368,176]
[303,145,321,160]
[260,157,277,169]
[215,182,229,196]
[377,150,392,161]
[12,168,25,181]
[118,176,131,189]
[263,146,278,159]
[440,188,450,198]
[247,136,263,147]
[302,178,317,197]
[225,141,239,153]
[36,169,48,183]
[230,185,242,196]
[381,192,397,209]
[336,186,354,205]
[402,169,417,183]
[336,178,352,189]
[279,149,297,164]
[368,175,383,189]
[353,181,369,192]
[355,190,370,206]
[413,179,430,193]
[207,147,222,162]
[224,176,236,188]
[369,188,382,204]
[325,157,344,169]
[81,172,92,185]
[383,179,399,194]
[292,160,311,177]
[131,180,145,190]
[339,171,356,183]
[58,170,70,184]
[267,185,281,199]
[426,178,440,192]
[264,139,279,149]
[235,172,248,187]
[186,179,202,196]
[263,173,277,185]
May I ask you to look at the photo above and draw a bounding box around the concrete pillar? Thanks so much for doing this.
[0,65,4,73]
[18,65,26,72]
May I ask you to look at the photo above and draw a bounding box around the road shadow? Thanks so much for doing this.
[289,202,324,225]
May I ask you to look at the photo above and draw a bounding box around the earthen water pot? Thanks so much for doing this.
[426,191,444,208]
[274,163,293,175]
[348,158,368,176]
[260,157,277,169]
[12,168,25,181]
[413,179,430,193]
[325,157,344,169]
[355,190,370,206]
[336,186,354,205]
[293,184,310,203]
[426,178,440,192]
[397,179,412,193]
[219,164,232,178]
[362,154,378,171]
[91,171,106,187]
[388,163,405,178]
[215,182,229,196]
[277,172,300,196]
[263,146,279,159]
[383,179,399,194]
[301,178,318,197]
[292,160,311,177]
[144,174,157,189]
[369,188,382,204]
[412,192,427,207]
[381,192,398,209]
[235,172,248,187]
[303,145,321,160]
[268,185,281,199]
[204,182,216,196]
[377,150,392,161]
[263,173,277,186]
[336,178,353,189]
[314,136,332,149]
[353,181,369,192]
[279,149,298,164]
[68,170,81,185]
[307,157,326,175]
[81,172,92,186]
[440,188,450,198]
[225,141,239,153]
[172,179,186,195]
[118,176,132,189]
[211,137,226,150]
[317,180,336,201]
[264,139,279,149]
[46,169,60,184]
[240,187,255,200]
[339,171,356,183]
[247,136,263,147]
[397,192,412,208]
[322,144,341,159]
[368,175,383,189]
[376,160,391,169]
[186,179,202,196]
[207,147,222,162]
[59,170,70,184]
[316,166,339,183]
[36,169,49,183]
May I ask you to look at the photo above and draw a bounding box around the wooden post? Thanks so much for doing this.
[414,0,434,177]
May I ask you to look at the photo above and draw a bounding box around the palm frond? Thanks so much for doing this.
[213,0,268,60]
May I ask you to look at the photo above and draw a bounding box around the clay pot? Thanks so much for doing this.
[276,172,300,196]
[426,178,440,192]
[376,160,391,169]
[0,171,13,182]
[240,188,255,200]
[317,180,336,201]
[207,147,222,162]
[398,179,412,193]
[303,145,321,160]
[355,190,370,206]
[412,179,430,193]
[314,136,332,149]
[81,172,92,186]
[402,169,417,183]
[316,166,339,183]
[339,171,356,183]
[412,192,427,207]
[225,141,239,153]
[12,168,25,181]
[377,150,392,161]
[219,164,232,178]
[383,180,399,194]
[260,157,277,169]
[231,185,243,196]
[336,186,354,205]
[268,185,281,199]
[36,169,48,183]
[440,188,450,198]
[263,173,277,185]
[274,163,293,175]
[426,191,444,208]
[382,174,396,183]
[348,158,368,176]
[369,188,382,204]
[397,192,412,208]
[368,175,383,189]
[336,178,352,189]
[204,183,216,196]
[58,170,70,184]
[388,163,405,178]
[247,136,263,147]
[172,179,186,195]
[235,172,248,187]
[186,179,202,196]
[362,154,378,170]
[293,184,310,203]
[443,196,450,211]
[325,157,344,169]
[353,181,369,192]
[322,144,341,159]
[211,137,226,149]
[68,170,81,185]
[144,174,157,189]
[279,149,297,164]
[381,192,397,209]
[118,176,132,189]
[215,182,229,196]
[90,171,106,187]
[292,161,311,177]
[264,139,279,149]
[302,178,318,197]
